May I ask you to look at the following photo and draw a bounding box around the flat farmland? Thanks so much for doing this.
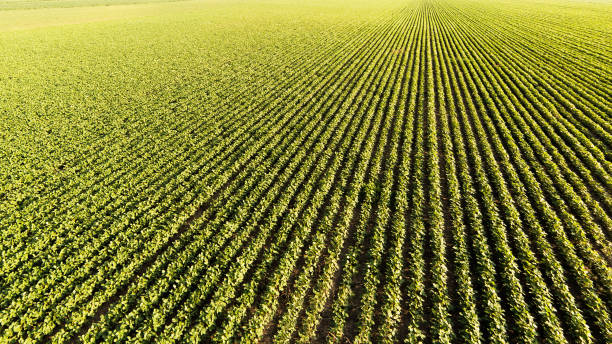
[0,0,611,343]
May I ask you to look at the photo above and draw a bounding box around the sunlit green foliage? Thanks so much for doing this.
[0,0,610,343]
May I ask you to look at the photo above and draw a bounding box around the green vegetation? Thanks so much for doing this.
[0,0,610,342]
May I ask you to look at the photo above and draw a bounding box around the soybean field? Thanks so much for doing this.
[0,0,611,343]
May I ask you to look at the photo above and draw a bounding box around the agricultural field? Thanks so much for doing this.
[0,0,611,342]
